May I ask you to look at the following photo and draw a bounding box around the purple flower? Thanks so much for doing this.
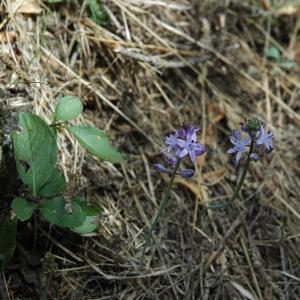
[228,129,251,164]
[250,153,259,162]
[181,169,195,178]
[176,126,205,162]
[184,125,199,141]
[177,124,198,140]
[163,131,180,153]
[153,164,167,173]
[154,124,206,178]
[166,156,177,166]
[255,126,274,153]
[177,127,187,139]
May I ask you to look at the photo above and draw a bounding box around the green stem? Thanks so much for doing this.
[140,158,181,267]
[206,139,255,209]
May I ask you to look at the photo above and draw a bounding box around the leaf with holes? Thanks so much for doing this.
[40,196,85,228]
[12,112,57,196]
[67,125,123,163]
[39,168,66,198]
[11,197,37,221]
[54,96,83,122]
[0,217,17,267]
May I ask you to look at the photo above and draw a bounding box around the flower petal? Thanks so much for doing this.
[235,151,242,164]
[189,149,196,162]
[243,137,252,146]
[178,148,188,158]
[265,143,273,153]
[227,147,236,154]
[177,128,186,139]
[194,144,206,156]
[232,129,241,141]
[186,126,198,143]
[267,130,274,138]
[176,138,186,148]
[229,136,239,146]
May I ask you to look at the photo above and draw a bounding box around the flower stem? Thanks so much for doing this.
[140,158,181,267]
[206,139,255,209]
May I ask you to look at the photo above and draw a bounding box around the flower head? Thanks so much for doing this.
[228,119,274,165]
[255,125,274,153]
[228,129,251,164]
[176,125,205,162]
[163,131,179,153]
[154,124,206,178]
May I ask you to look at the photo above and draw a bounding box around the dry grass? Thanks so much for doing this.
[0,0,300,299]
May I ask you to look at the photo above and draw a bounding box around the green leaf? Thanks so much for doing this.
[40,196,85,228]
[39,168,66,198]
[0,217,17,267]
[71,197,101,234]
[72,197,85,205]
[278,60,296,70]
[11,198,37,221]
[266,47,281,61]
[88,0,108,25]
[54,96,83,122]
[67,125,123,163]
[73,197,101,216]
[12,112,57,196]
[70,216,99,234]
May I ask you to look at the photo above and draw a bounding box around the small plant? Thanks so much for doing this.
[0,95,123,267]
[141,125,206,264]
[207,118,274,209]
[141,119,274,265]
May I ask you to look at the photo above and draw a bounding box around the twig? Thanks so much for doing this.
[114,46,211,68]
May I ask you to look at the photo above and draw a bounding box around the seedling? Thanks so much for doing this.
[0,95,123,267]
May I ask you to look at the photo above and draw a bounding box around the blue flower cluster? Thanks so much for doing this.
[228,119,274,165]
[154,125,206,178]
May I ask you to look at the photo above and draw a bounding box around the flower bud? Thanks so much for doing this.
[181,169,195,178]
[245,118,261,132]
[250,153,259,162]
[166,156,177,166]
[153,164,167,173]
